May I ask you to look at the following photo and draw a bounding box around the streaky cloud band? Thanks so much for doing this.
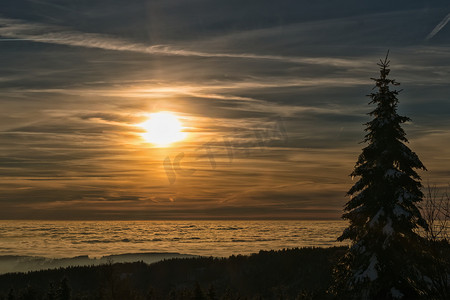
[0,17,355,67]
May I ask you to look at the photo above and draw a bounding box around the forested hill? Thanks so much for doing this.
[0,247,346,300]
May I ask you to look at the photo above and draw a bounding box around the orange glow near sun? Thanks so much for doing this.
[138,112,187,147]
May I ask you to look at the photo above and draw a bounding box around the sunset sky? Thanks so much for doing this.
[0,0,449,220]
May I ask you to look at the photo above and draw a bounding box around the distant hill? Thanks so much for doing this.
[0,252,197,275]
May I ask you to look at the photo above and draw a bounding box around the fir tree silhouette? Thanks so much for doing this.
[332,52,428,299]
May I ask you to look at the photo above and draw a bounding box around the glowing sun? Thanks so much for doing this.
[138,112,187,147]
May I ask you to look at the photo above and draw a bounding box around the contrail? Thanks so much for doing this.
[426,12,450,40]
[0,17,356,67]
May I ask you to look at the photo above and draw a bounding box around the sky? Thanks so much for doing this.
[0,0,449,220]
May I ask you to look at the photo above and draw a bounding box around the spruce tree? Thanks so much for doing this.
[333,53,428,299]
[56,277,71,300]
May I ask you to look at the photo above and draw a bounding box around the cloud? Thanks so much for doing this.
[0,17,358,67]
[0,2,449,220]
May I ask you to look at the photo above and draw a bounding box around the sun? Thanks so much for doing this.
[138,112,187,147]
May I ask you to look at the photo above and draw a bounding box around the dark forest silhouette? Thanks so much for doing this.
[0,247,345,300]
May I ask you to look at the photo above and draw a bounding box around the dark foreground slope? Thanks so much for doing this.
[0,247,346,300]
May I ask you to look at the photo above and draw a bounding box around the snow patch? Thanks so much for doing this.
[375,116,394,127]
[356,255,378,282]
[390,287,404,299]
[353,242,366,254]
[393,204,410,218]
[383,217,394,236]
[423,276,433,288]
[385,169,402,179]
[378,119,388,126]
[397,190,414,204]
[369,209,384,227]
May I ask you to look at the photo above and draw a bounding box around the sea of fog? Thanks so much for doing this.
[0,220,348,274]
